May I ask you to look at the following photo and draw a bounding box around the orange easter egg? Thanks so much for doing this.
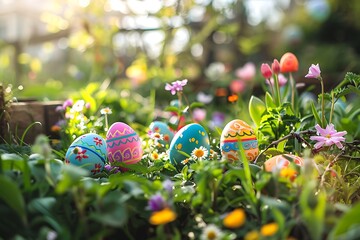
[220,119,259,162]
[264,154,304,172]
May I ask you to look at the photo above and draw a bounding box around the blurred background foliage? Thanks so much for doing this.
[1,0,360,102]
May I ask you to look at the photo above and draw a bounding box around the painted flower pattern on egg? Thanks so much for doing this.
[220,119,259,162]
[65,133,107,175]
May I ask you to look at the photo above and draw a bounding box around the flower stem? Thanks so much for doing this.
[290,72,295,112]
[320,77,325,127]
[273,74,281,106]
[267,79,275,100]
[329,91,335,124]
[105,114,109,131]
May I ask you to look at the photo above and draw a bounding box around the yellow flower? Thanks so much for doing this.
[244,230,260,240]
[149,208,177,225]
[223,208,246,228]
[260,222,279,237]
[280,168,297,181]
[152,152,159,160]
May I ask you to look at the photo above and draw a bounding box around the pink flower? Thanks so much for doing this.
[310,124,347,149]
[305,64,321,79]
[55,105,64,112]
[230,80,245,93]
[272,59,280,74]
[62,99,73,109]
[261,63,272,79]
[165,79,188,95]
[235,62,256,81]
[193,108,206,122]
[266,74,288,87]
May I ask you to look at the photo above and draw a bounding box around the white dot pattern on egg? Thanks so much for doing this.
[168,123,210,170]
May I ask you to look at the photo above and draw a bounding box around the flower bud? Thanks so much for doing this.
[272,59,280,74]
[280,52,299,73]
[261,63,272,79]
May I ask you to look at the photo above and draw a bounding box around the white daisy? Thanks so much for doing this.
[100,107,112,115]
[191,146,209,161]
[72,100,85,112]
[200,224,223,240]
[149,131,164,141]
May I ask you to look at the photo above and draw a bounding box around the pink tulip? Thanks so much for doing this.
[261,63,272,79]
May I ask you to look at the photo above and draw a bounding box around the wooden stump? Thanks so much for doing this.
[5,101,63,144]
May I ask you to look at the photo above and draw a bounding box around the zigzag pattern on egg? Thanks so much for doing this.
[106,134,140,148]
[106,122,143,168]
[221,140,258,152]
[106,127,134,138]
[65,133,107,175]
[78,138,107,159]
[222,129,256,139]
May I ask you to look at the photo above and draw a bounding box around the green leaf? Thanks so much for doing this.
[164,106,179,112]
[255,173,271,191]
[189,102,205,109]
[265,92,276,108]
[55,165,89,194]
[263,148,284,157]
[1,153,23,161]
[300,182,326,240]
[20,122,42,146]
[90,191,128,227]
[329,202,360,240]
[0,175,26,223]
[28,197,56,215]
[249,96,266,127]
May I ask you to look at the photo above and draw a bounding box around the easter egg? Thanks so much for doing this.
[264,154,304,172]
[220,119,259,162]
[169,123,210,170]
[106,122,143,166]
[149,121,174,145]
[65,133,106,175]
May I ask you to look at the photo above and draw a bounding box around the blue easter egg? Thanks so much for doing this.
[65,133,107,175]
[149,121,174,145]
[169,123,210,170]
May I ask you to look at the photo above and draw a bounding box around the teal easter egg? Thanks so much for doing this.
[149,121,174,145]
[65,133,107,175]
[169,123,210,170]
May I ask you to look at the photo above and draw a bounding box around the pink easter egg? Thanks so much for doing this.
[106,122,143,167]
